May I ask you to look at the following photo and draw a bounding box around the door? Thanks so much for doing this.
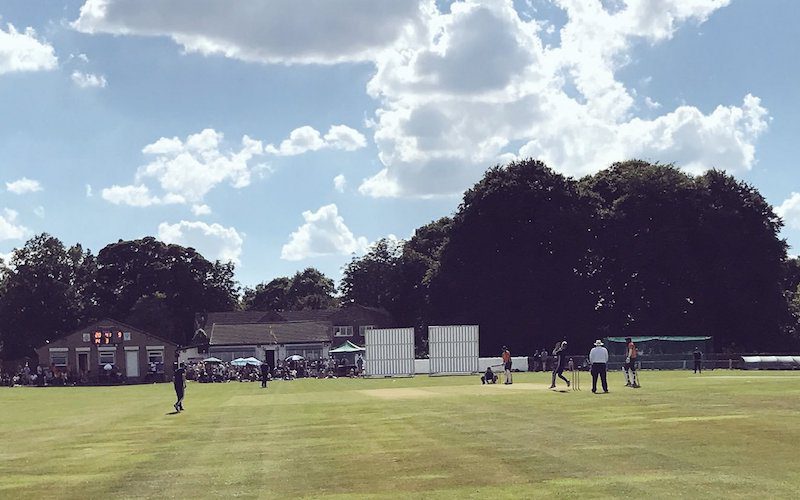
[266,350,275,370]
[78,353,88,373]
[125,351,140,378]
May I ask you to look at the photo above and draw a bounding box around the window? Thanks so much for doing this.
[50,352,68,367]
[358,325,374,336]
[147,351,164,364]
[99,351,115,366]
[123,331,131,341]
[286,347,322,360]
[82,333,90,342]
[334,326,353,337]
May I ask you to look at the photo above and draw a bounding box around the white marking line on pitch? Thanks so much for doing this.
[654,415,751,423]
[701,375,800,379]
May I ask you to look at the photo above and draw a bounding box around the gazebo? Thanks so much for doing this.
[328,341,365,373]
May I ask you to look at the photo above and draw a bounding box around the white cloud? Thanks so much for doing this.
[266,125,367,156]
[71,70,107,88]
[102,128,264,208]
[0,23,58,74]
[333,174,347,193]
[102,184,163,207]
[6,177,43,194]
[358,0,754,197]
[777,193,800,231]
[73,0,758,199]
[158,220,243,264]
[85,184,93,197]
[72,0,428,64]
[644,96,661,109]
[191,204,212,216]
[0,209,27,241]
[281,204,368,261]
[33,206,45,218]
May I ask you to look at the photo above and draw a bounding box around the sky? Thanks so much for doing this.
[1,0,799,288]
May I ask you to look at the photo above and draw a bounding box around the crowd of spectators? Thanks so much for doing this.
[0,362,95,387]
[185,356,364,383]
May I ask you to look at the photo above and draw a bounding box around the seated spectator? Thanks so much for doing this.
[481,367,498,385]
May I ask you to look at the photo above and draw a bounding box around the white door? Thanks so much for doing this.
[125,351,140,378]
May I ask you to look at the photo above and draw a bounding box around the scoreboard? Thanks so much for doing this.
[93,330,125,345]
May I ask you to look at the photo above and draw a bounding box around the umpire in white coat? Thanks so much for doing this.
[589,339,609,393]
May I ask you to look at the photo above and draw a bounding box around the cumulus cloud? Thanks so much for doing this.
[333,174,347,193]
[158,220,243,264]
[265,125,367,156]
[0,209,28,241]
[191,204,212,216]
[71,70,107,88]
[281,204,368,261]
[777,193,800,231]
[6,177,43,194]
[72,0,427,64]
[359,0,754,197]
[102,128,264,209]
[73,0,761,199]
[0,23,58,74]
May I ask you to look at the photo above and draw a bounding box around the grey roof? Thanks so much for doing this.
[209,321,331,346]
[204,310,286,326]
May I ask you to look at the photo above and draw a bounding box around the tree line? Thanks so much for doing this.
[341,160,800,355]
[1,159,799,360]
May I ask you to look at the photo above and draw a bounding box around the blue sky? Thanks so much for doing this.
[1,0,799,289]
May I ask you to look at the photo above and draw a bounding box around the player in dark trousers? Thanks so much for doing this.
[692,347,703,374]
[173,362,186,412]
[588,339,609,393]
[260,361,270,388]
[550,340,570,389]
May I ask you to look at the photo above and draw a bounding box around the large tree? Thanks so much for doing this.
[427,159,598,355]
[582,162,791,351]
[242,268,336,311]
[94,237,238,345]
[0,234,97,359]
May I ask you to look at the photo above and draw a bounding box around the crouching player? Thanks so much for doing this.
[481,366,498,384]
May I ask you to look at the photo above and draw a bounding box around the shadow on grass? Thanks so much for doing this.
[166,411,180,415]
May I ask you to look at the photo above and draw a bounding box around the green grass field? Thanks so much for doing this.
[2,370,799,499]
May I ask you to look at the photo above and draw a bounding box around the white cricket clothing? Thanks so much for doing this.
[589,346,609,364]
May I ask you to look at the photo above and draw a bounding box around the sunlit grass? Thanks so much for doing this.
[2,370,799,499]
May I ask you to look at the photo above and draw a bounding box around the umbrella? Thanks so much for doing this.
[202,357,224,363]
[103,363,113,371]
[242,357,262,366]
[230,357,247,366]
[285,354,304,361]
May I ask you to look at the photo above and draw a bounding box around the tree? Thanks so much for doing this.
[243,268,336,311]
[0,234,97,359]
[427,159,598,355]
[582,163,792,351]
[242,277,291,311]
[580,161,704,337]
[94,237,239,345]
[287,268,337,310]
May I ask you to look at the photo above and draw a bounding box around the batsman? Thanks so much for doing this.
[623,337,640,388]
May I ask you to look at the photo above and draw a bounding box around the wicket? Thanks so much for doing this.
[570,366,581,391]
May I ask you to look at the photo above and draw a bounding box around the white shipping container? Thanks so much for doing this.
[428,325,479,375]
[364,327,415,377]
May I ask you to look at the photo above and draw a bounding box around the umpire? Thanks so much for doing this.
[589,339,609,394]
